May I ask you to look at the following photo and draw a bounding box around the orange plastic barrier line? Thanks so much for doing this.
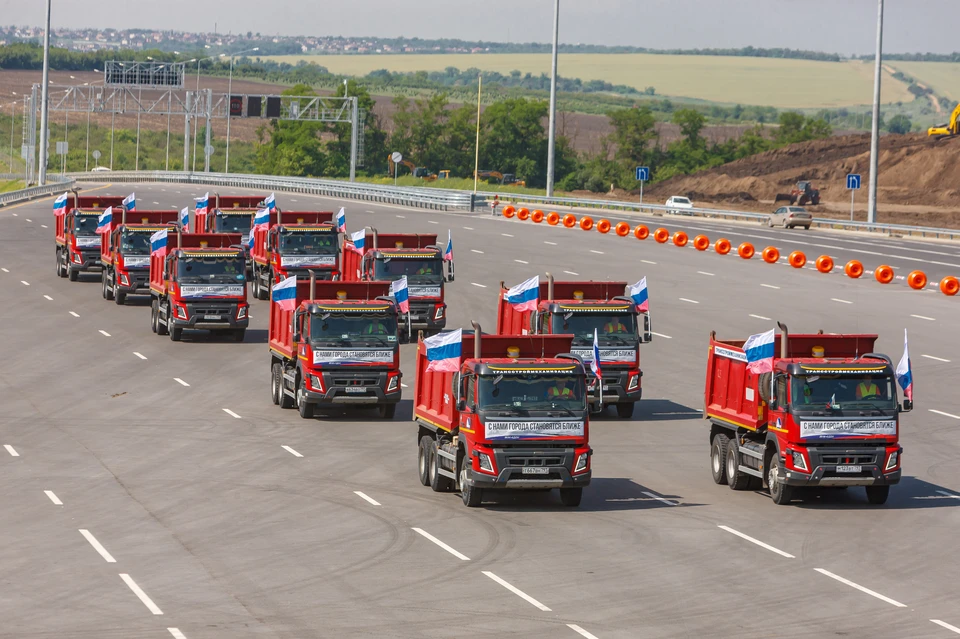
[563,214,577,228]
[693,235,709,251]
[503,205,516,218]
[907,270,927,290]
[634,225,649,240]
[673,231,688,247]
[580,216,594,231]
[762,246,780,264]
[940,276,959,296]
[615,221,630,237]
[546,211,560,226]
[597,219,611,234]
[738,242,755,259]
[654,227,669,243]
[531,210,544,223]
[844,260,864,279]
[874,264,894,284]
[715,238,731,255]
[816,255,834,273]
[788,251,806,268]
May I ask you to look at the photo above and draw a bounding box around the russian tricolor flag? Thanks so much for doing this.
[744,328,776,374]
[179,207,190,230]
[444,230,453,261]
[250,207,270,248]
[591,328,602,380]
[264,193,276,212]
[53,192,68,216]
[96,206,113,234]
[336,207,346,233]
[349,230,366,254]
[505,275,540,312]
[425,328,462,373]
[628,277,648,312]
[272,275,297,312]
[195,193,209,216]
[896,329,913,401]
[391,275,410,314]
[122,193,136,212]
[150,228,168,257]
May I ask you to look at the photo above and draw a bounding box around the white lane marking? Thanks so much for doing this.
[471,282,487,288]
[412,527,471,561]
[718,525,795,558]
[679,298,699,304]
[911,314,936,321]
[173,378,190,387]
[25,218,32,222]
[749,314,771,321]
[168,629,188,639]
[119,573,164,615]
[544,241,557,245]
[282,445,303,458]
[45,490,63,505]
[761,283,780,289]
[501,233,514,237]
[41,224,48,228]
[4,445,19,457]
[79,529,117,563]
[463,226,474,230]
[133,352,147,360]
[641,259,657,265]
[563,270,579,276]
[43,295,53,301]
[69,311,79,317]
[20,280,29,286]
[0,267,8,272]
[931,620,960,635]
[831,298,853,304]
[11,213,17,216]
[697,271,714,276]
[642,491,678,506]
[222,408,242,419]
[567,625,601,639]
[651,331,672,339]
[471,249,484,254]
[930,409,960,420]
[590,249,604,255]
[482,571,551,611]
[813,568,906,608]
[396,215,406,218]
[922,354,951,363]
[515,259,529,264]
[428,220,439,225]
[935,490,960,499]
[99,330,111,337]
[354,491,381,506]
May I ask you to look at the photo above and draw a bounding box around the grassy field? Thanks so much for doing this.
[889,61,960,103]
[0,179,25,193]
[355,175,545,196]
[264,53,914,108]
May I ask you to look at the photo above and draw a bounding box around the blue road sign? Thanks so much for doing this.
[847,174,862,190]
[636,166,650,181]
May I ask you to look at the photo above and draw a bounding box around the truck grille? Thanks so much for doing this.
[507,456,563,467]
[820,454,876,465]
[331,376,380,387]
[191,305,233,315]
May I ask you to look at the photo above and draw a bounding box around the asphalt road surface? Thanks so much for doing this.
[1,181,959,639]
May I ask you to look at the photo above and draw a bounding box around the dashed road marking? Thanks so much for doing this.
[679,298,699,304]
[931,620,960,635]
[412,528,471,561]
[651,332,672,339]
[20,280,29,286]
[0,268,8,272]
[501,233,514,237]
[173,378,190,387]
[590,250,604,255]
[749,314,771,321]
[282,445,303,458]
[641,259,657,265]
[79,529,117,563]
[935,490,960,499]
[41,224,48,228]
[813,568,906,608]
[930,409,960,420]
[25,218,32,222]
[718,525,795,558]
[354,491,381,506]
[45,490,63,505]
[44,295,53,300]
[642,491,678,506]
[697,271,714,276]
[515,259,529,264]
[69,311,79,317]
[567,625,601,639]
[401,383,409,388]
[922,354,951,363]
[222,409,242,419]
[119,574,164,615]
[133,352,147,360]
[4,445,19,457]
[428,220,439,225]
[911,314,935,321]
[99,330,111,337]
[482,571,551,611]
[761,284,780,289]
[168,629,188,639]
[396,215,406,218]
[471,282,487,288]
[471,249,484,254]
[831,298,853,304]
[463,226,474,230]
[563,270,579,276]
[544,241,557,245]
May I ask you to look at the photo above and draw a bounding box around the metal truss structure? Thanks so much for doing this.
[104,60,186,89]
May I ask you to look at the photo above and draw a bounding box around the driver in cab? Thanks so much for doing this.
[604,316,627,334]
[547,378,575,400]
[364,319,390,335]
[856,374,881,400]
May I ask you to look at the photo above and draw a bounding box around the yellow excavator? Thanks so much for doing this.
[474,170,527,188]
[928,102,960,139]
[387,155,437,180]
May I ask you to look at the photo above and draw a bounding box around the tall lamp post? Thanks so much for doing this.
[867,0,884,224]
[222,47,259,174]
[545,0,560,197]
[192,52,217,172]
[38,0,52,185]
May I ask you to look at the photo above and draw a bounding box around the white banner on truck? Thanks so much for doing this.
[408,285,441,298]
[179,284,245,298]
[714,346,747,362]
[123,256,150,267]
[484,420,585,440]
[800,419,897,440]
[76,236,102,248]
[572,348,637,363]
[313,349,394,365]
[281,255,337,267]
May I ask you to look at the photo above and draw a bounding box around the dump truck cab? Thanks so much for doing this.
[55,193,125,281]
[250,211,338,300]
[101,209,181,305]
[194,194,268,273]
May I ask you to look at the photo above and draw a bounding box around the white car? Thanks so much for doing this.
[665,196,694,214]
[91,166,112,172]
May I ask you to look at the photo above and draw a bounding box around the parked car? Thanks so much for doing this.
[91,166,112,172]
[767,206,812,229]
[665,195,694,213]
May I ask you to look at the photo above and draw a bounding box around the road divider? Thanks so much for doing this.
[615,221,630,236]
[654,227,669,243]
[738,242,754,259]
[673,231,688,247]
[941,276,959,296]
[875,264,894,283]
[597,219,611,234]
[788,251,806,268]
[517,208,530,221]
[547,211,560,225]
[531,209,544,223]
[694,234,709,251]
[908,270,927,290]
[503,206,515,218]
[715,238,731,254]
[580,216,594,231]
[816,255,834,273]
[845,260,864,279]
[762,246,779,264]
[634,224,649,240]
[563,213,577,228]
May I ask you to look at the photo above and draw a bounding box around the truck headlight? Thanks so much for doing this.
[72,252,82,263]
[574,453,589,473]
[627,374,639,391]
[478,453,494,473]
[310,375,324,392]
[885,450,899,471]
[174,305,188,320]
[237,305,247,320]
[434,304,445,320]
[119,273,130,286]
[386,375,399,392]
[791,450,809,472]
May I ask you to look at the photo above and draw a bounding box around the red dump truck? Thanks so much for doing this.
[706,323,910,505]
[194,194,268,273]
[269,278,401,419]
[54,192,125,281]
[250,210,338,300]
[100,210,180,305]
[414,324,591,507]
[341,229,452,338]
[149,232,249,342]
[497,273,652,418]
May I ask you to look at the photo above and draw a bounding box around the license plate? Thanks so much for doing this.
[836,465,862,473]
[345,387,367,393]
[203,314,221,320]
[522,467,549,475]
[602,385,610,391]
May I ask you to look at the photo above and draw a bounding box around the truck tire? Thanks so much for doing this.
[429,441,454,492]
[378,403,397,419]
[114,289,126,305]
[169,326,183,342]
[865,485,890,505]
[56,252,65,277]
[150,300,158,333]
[279,372,295,409]
[251,274,260,300]
[711,433,729,485]
[156,301,168,336]
[258,273,270,301]
[559,487,583,507]
[726,439,752,490]
[616,402,635,419]
[460,458,483,507]
[68,265,78,281]
[271,363,282,405]
[101,274,109,299]
[232,329,246,342]
[105,274,115,300]
[297,377,314,419]
[418,436,432,486]
[768,455,794,505]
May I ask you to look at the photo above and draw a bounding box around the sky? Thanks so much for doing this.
[1,0,954,56]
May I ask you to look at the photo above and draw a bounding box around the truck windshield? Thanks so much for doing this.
[177,256,246,283]
[551,312,637,346]
[121,230,152,255]
[278,231,337,255]
[478,374,586,412]
[309,313,398,347]
[215,213,254,233]
[74,214,100,236]
[374,257,443,284]
[791,373,897,411]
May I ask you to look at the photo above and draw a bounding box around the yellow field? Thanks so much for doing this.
[264,53,914,108]
[889,61,960,102]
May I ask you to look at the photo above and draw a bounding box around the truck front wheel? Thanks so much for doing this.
[418,437,432,486]
[460,459,483,507]
[68,264,78,281]
[865,485,890,505]
[297,377,314,419]
[711,433,728,484]
[616,402,635,419]
[378,403,397,419]
[768,456,794,505]
[726,440,752,490]
[559,487,583,507]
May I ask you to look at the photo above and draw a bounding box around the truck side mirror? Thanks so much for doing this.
[641,313,653,344]
[901,399,913,412]
[529,311,538,335]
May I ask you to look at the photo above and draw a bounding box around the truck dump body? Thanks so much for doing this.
[54,197,127,280]
[100,211,181,303]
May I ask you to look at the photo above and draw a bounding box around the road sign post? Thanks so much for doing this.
[635,166,650,208]
[92,149,101,168]
[847,173,862,221]
[391,151,403,186]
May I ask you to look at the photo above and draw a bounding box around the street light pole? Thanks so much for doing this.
[225,55,234,173]
[867,0,884,225]
[38,0,52,185]
[545,0,560,197]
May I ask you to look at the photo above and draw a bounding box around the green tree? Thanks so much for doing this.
[479,98,550,186]
[608,107,657,168]
[775,112,806,143]
[255,84,326,177]
[325,79,387,178]
[672,108,707,147]
[886,114,912,134]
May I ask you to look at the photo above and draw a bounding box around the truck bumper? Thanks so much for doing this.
[466,447,591,490]
[783,446,902,487]
[303,370,402,406]
[171,302,249,330]
[71,251,102,271]
[587,372,642,404]
[116,271,150,294]
[404,301,446,333]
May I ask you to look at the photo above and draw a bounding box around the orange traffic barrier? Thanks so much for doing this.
[503,206,516,218]
[615,221,630,237]
[715,238,731,255]
[816,255,834,273]
[693,235,709,251]
[907,270,927,290]
[580,216,594,231]
[940,275,959,296]
[738,242,755,259]
[546,211,560,226]
[563,213,577,228]
[788,251,806,268]
[654,227,669,243]
[762,246,780,264]
[517,208,530,221]
[874,265,894,284]
[597,219,611,234]
[531,210,544,223]
[673,231,689,247]
[634,224,650,240]
[844,260,864,279]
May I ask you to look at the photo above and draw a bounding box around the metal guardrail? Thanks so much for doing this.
[0,176,75,208]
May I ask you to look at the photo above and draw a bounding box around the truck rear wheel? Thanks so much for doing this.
[865,485,890,505]
[616,402,635,419]
[559,487,583,507]
[150,300,158,333]
[429,441,454,492]
[271,363,282,405]
[418,436,432,486]
[378,403,397,419]
[297,377,314,419]
[279,371,295,409]
[711,433,728,484]
[251,274,260,300]
[726,439,752,490]
[156,301,168,336]
[460,459,483,507]
[56,251,65,278]
[768,456,794,505]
